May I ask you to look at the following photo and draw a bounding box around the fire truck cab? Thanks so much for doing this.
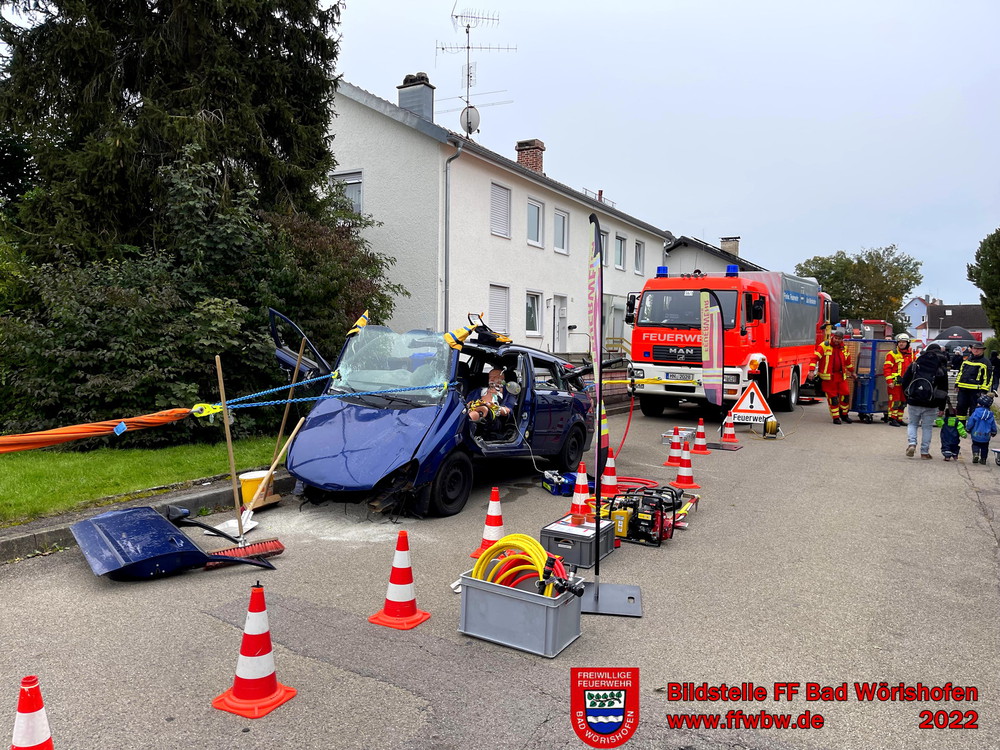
[625,266,835,417]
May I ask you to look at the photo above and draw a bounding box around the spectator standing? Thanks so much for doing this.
[955,342,992,424]
[950,347,965,370]
[901,343,949,459]
[883,333,914,426]
[965,394,998,465]
[811,329,857,424]
[935,401,967,461]
[990,350,1000,391]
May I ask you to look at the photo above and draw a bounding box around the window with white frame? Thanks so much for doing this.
[334,171,363,213]
[527,199,544,246]
[525,292,542,335]
[488,284,510,333]
[601,231,609,266]
[490,183,511,238]
[554,210,569,254]
[615,235,626,269]
[634,240,645,275]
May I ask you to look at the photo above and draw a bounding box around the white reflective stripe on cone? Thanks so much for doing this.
[392,550,411,568]
[243,610,270,636]
[385,581,416,603]
[12,708,50,747]
[235,652,277,680]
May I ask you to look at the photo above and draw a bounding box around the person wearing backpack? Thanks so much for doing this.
[955,342,994,424]
[965,394,998,465]
[900,343,949,459]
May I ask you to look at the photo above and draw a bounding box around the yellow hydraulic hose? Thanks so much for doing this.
[470,534,558,597]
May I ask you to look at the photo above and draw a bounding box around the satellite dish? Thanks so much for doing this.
[460,105,480,134]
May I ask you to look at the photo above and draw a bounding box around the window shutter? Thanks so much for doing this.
[490,184,510,237]
[489,285,510,333]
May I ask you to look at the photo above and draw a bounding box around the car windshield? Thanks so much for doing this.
[637,290,738,329]
[330,326,453,407]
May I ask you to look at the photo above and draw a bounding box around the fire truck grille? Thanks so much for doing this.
[651,345,703,364]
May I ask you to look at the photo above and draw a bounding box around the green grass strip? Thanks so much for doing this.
[0,437,278,526]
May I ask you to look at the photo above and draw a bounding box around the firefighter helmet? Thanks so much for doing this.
[895,333,911,343]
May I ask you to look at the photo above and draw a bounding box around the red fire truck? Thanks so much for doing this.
[624,265,836,416]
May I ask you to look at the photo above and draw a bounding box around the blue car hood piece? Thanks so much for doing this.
[286,398,440,491]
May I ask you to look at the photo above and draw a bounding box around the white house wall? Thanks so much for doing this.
[447,150,664,354]
[329,85,668,353]
[330,94,444,330]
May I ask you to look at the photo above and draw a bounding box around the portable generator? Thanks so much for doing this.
[608,487,684,547]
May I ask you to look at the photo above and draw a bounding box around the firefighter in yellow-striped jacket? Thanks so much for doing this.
[955,342,995,423]
[810,329,857,424]
[883,333,914,427]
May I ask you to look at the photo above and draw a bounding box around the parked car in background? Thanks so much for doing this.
[268,310,597,516]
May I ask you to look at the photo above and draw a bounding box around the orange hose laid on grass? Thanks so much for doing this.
[0,409,193,454]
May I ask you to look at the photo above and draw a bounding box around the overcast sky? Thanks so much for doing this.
[335,0,998,306]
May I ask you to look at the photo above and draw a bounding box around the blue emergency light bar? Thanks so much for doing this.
[726,264,739,277]
[656,266,669,278]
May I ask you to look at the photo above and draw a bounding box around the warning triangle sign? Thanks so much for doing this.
[730,381,773,423]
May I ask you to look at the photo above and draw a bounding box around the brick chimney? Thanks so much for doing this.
[397,72,435,122]
[515,139,545,173]
[720,236,740,256]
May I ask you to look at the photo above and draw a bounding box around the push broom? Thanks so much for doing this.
[201,357,298,567]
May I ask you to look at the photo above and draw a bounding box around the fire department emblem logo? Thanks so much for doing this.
[571,668,640,747]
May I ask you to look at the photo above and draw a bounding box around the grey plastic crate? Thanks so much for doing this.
[458,570,583,658]
[540,515,615,569]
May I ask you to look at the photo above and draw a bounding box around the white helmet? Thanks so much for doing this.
[896,333,911,343]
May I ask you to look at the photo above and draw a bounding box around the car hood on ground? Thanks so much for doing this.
[286,399,439,491]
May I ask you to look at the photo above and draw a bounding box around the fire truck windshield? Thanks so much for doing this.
[637,290,739,329]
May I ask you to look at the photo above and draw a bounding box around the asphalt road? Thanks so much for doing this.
[2,400,998,750]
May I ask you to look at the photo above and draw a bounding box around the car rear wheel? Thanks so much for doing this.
[552,425,586,473]
[428,450,473,517]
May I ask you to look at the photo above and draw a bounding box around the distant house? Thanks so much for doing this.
[328,73,673,354]
[661,236,767,275]
[925,304,994,343]
[898,295,943,341]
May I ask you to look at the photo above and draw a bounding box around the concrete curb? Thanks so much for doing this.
[0,473,295,565]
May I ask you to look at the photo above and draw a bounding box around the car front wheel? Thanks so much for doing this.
[428,450,473,517]
[552,425,586,473]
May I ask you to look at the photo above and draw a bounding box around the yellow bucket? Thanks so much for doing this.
[238,470,272,507]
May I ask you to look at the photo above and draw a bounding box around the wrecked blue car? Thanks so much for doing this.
[269,310,596,516]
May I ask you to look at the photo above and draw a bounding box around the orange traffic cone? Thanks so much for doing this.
[471,487,506,558]
[213,583,296,719]
[369,530,431,631]
[663,426,682,467]
[10,676,53,750]
[692,418,712,455]
[570,462,592,516]
[600,448,620,499]
[669,442,701,490]
[721,412,740,444]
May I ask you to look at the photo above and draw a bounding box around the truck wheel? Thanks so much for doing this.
[774,371,799,412]
[639,396,664,417]
[428,450,473,517]
[552,425,586,473]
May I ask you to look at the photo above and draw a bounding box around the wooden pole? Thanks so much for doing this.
[215,355,244,539]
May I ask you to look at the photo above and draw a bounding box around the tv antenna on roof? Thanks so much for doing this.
[436,3,515,137]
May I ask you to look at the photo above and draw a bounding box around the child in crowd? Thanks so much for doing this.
[935,402,967,461]
[965,394,998,465]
